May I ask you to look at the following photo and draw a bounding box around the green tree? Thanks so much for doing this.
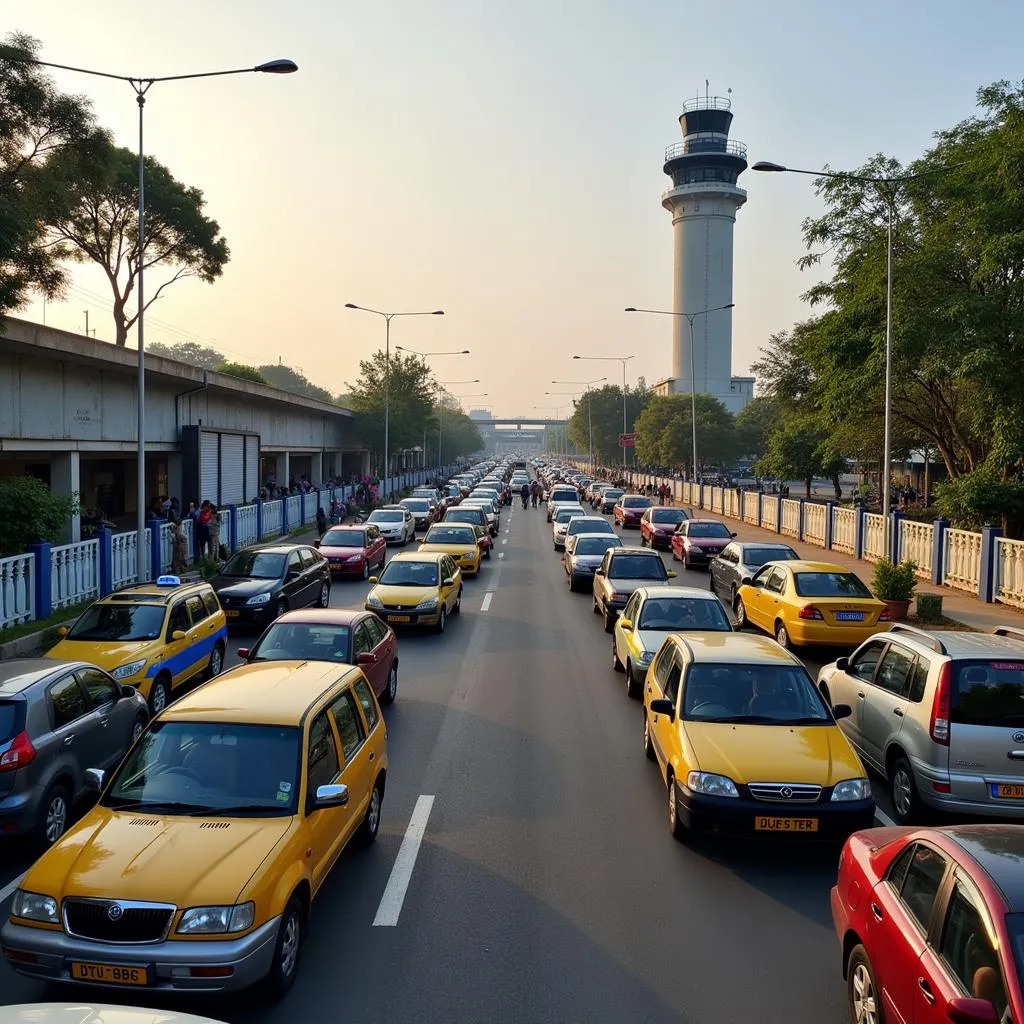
[566,384,650,464]
[46,142,229,345]
[257,363,334,404]
[216,361,267,384]
[754,416,844,497]
[149,340,225,369]
[0,33,109,322]
[0,475,79,556]
[634,393,738,475]
[431,403,484,464]
[735,396,781,460]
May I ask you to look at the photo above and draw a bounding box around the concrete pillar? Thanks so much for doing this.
[931,518,948,586]
[50,451,81,543]
[166,452,183,508]
[314,451,324,487]
[280,452,291,489]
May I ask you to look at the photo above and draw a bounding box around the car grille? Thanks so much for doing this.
[381,603,418,612]
[63,899,175,943]
[747,783,822,803]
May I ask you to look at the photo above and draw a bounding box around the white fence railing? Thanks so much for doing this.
[996,537,1024,610]
[0,553,35,628]
[761,496,779,531]
[235,504,258,548]
[111,528,151,590]
[899,520,935,579]
[286,494,301,527]
[944,528,983,593]
[803,502,826,547]
[863,513,887,562]
[832,507,856,554]
[262,499,283,538]
[780,499,801,538]
[50,539,100,610]
[743,491,759,524]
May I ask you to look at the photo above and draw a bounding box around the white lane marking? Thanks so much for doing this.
[480,592,494,612]
[498,552,505,560]
[501,539,507,545]
[0,871,26,904]
[373,794,435,927]
[874,807,897,827]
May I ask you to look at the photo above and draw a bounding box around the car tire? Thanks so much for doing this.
[639,534,647,547]
[206,642,224,680]
[149,675,170,716]
[643,712,655,761]
[626,662,641,699]
[358,780,384,845]
[131,713,147,744]
[734,599,747,629]
[36,783,70,848]
[435,606,447,634]
[612,637,624,672]
[890,756,922,824]
[453,587,462,615]
[593,596,601,615]
[381,662,398,705]
[604,608,616,634]
[667,773,687,842]
[362,562,370,581]
[846,945,882,1024]
[276,599,288,619]
[775,620,792,649]
[264,896,303,999]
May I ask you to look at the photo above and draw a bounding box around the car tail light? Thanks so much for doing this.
[798,605,824,620]
[878,608,891,621]
[0,731,35,772]
[930,662,951,745]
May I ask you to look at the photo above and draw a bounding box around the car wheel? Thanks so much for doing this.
[207,642,224,680]
[604,608,616,634]
[667,773,687,841]
[775,620,791,649]
[435,606,447,634]
[131,714,147,744]
[733,598,747,629]
[643,712,655,761]
[890,756,922,824]
[264,896,303,998]
[612,637,624,672]
[381,662,398,706]
[593,596,601,615]
[639,534,647,547]
[149,675,170,716]
[36,783,70,848]
[626,662,641,699]
[276,599,288,618]
[847,945,882,1024]
[362,562,370,581]
[454,587,462,615]
[358,781,384,845]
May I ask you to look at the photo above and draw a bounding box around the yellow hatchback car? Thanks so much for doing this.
[46,575,228,714]
[734,560,888,650]
[1,659,388,997]
[365,551,463,632]
[642,632,874,841]
[418,523,482,577]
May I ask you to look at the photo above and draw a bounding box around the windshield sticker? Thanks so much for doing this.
[278,781,292,793]
[276,790,290,803]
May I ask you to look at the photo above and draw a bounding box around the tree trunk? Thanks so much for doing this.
[112,296,128,347]
[805,477,812,498]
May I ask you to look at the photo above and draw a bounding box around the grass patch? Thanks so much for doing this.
[902,613,976,632]
[0,599,92,650]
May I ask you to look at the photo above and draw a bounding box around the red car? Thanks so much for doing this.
[832,824,1022,1024]
[315,524,387,580]
[639,506,689,549]
[613,494,653,527]
[671,519,735,569]
[238,608,400,704]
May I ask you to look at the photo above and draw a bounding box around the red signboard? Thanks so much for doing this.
[619,433,635,448]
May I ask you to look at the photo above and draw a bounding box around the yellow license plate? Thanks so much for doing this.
[994,784,1024,799]
[71,962,148,986]
[754,816,819,833]
[388,615,411,623]
[224,609,239,618]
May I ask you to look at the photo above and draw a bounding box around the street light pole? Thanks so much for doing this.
[20,54,298,583]
[345,305,445,500]
[572,354,634,471]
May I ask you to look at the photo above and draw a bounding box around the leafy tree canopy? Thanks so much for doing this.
[148,340,225,369]
[567,383,650,464]
[0,475,79,556]
[634,393,738,475]
[257,363,333,404]
[216,362,267,384]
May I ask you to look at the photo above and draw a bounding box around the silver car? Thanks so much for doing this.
[547,487,581,521]
[818,623,1024,823]
[366,507,416,545]
[564,533,623,590]
[709,541,800,610]
[551,505,588,550]
[593,546,677,633]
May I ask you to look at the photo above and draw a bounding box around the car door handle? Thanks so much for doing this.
[64,734,75,745]
[917,978,935,1004]
[870,902,883,921]
[1008,751,1024,760]
[206,622,216,631]
[100,718,109,728]
[857,692,866,699]
[368,752,374,762]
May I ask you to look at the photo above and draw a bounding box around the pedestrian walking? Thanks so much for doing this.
[170,516,188,574]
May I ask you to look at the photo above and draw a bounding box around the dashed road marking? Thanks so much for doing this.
[874,807,897,827]
[498,552,505,559]
[373,795,435,927]
[481,592,494,612]
[0,871,26,904]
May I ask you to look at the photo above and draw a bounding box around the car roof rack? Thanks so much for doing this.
[888,622,947,655]
[992,626,1024,644]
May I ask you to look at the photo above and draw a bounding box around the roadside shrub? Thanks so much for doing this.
[0,476,79,556]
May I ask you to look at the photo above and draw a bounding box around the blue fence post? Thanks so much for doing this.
[797,499,805,542]
[979,523,1002,603]
[890,510,904,563]
[931,517,948,586]
[97,526,113,596]
[228,506,239,554]
[775,494,783,534]
[147,517,163,578]
[756,492,763,529]
[29,541,52,621]
[825,501,836,550]
[854,506,865,560]
[255,500,263,541]
[281,494,289,533]
[300,490,307,526]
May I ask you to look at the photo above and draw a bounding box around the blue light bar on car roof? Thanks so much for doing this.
[156,575,181,587]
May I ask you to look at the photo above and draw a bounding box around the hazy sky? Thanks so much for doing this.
[8,0,1022,416]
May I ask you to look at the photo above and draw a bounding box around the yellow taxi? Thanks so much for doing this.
[418,523,482,577]
[0,659,388,997]
[46,575,228,714]
[734,560,888,650]
[642,632,874,840]
[365,551,462,632]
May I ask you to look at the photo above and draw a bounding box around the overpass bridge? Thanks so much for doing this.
[471,417,568,454]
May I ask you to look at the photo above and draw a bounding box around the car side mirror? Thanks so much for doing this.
[368,576,379,584]
[312,539,320,548]
[595,568,605,576]
[57,625,69,637]
[119,684,136,700]
[313,783,349,810]
[84,768,106,791]
[832,703,853,721]
[619,618,633,631]
[667,570,677,578]
[946,998,999,1024]
[237,647,251,659]
[356,652,376,666]
[288,568,301,579]
[171,629,187,641]
[731,532,737,538]
[649,697,675,720]
[835,657,849,671]
[442,577,455,587]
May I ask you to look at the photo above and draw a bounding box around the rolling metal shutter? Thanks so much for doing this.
[244,435,260,501]
[200,431,220,504]
[220,434,245,505]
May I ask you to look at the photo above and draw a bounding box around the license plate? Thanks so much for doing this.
[388,615,411,623]
[329,559,343,567]
[224,609,239,619]
[754,816,819,833]
[70,962,148,986]
[835,611,864,622]
[992,784,1024,799]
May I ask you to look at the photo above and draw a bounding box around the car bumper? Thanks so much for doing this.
[0,916,279,993]
[830,884,848,947]
[380,532,406,544]
[648,533,674,549]
[327,560,366,576]
[620,516,642,527]
[673,781,875,840]
[370,607,444,627]
[786,622,882,647]
[0,789,40,837]
[221,604,277,626]
[910,760,1024,818]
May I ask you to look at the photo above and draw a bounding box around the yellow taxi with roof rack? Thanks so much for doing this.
[46,575,228,715]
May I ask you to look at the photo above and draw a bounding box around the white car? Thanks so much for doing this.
[366,506,416,545]
[552,505,587,550]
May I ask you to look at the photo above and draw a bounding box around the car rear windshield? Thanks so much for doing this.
[369,511,404,523]
[447,510,483,522]
[574,537,622,556]
[567,519,614,535]
[551,491,577,501]
[379,561,439,586]
[682,664,829,724]
[251,623,352,663]
[603,490,624,500]
[793,572,871,598]
[403,500,431,511]
[425,527,476,544]
[321,530,365,547]
[555,509,585,523]
[624,497,652,508]
[686,522,731,538]
[0,702,20,743]
[221,551,286,580]
[639,598,731,632]
[953,660,1024,726]
[745,547,799,566]
[651,509,686,523]
[67,602,166,641]
[608,555,667,580]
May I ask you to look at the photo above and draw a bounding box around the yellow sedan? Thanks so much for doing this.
[735,560,888,650]
[366,551,462,632]
[418,524,482,577]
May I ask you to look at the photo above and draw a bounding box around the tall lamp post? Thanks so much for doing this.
[21,54,298,582]
[551,378,607,467]
[345,305,445,500]
[624,304,734,480]
[572,354,635,471]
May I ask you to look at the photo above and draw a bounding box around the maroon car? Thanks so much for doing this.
[639,506,689,549]
[315,524,387,580]
[613,494,654,527]
[670,519,736,569]
[238,608,400,704]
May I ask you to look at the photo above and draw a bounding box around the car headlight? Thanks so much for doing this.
[346,555,363,562]
[417,596,439,610]
[686,772,740,799]
[831,778,872,802]
[639,651,655,663]
[11,890,59,924]
[177,902,255,935]
[366,594,383,609]
[112,658,147,680]
[245,593,271,606]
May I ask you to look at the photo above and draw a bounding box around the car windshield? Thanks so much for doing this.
[321,530,365,547]
[447,510,483,523]
[402,500,431,512]
[250,622,352,663]
[103,721,301,816]
[952,660,1024,727]
[369,511,404,523]
[651,509,686,524]
[567,519,614,535]
[682,664,830,724]
[574,537,622,556]
[609,555,667,580]
[638,598,732,631]
[379,561,439,586]
[623,497,652,508]
[604,490,624,500]
[220,551,286,580]
[555,509,585,524]
[793,572,872,598]
[425,527,476,545]
[744,546,799,566]
[686,522,732,538]
[67,602,166,641]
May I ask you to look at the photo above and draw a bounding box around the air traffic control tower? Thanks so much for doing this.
[657,94,754,413]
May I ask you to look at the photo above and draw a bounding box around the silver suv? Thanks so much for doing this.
[0,659,148,847]
[818,623,1024,823]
